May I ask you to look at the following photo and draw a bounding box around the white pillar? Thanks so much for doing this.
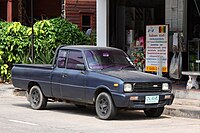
[61,0,66,19]
[97,0,109,47]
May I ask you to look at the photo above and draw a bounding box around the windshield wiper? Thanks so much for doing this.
[101,64,116,70]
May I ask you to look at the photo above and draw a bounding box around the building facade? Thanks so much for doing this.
[66,0,96,33]
[97,0,200,71]
[0,0,96,33]
[1,0,200,72]
[0,0,61,25]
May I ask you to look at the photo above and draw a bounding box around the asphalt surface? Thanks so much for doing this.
[0,85,200,133]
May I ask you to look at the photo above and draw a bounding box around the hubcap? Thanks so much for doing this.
[98,97,109,115]
[31,89,40,105]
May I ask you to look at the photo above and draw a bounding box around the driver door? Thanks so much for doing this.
[60,50,86,102]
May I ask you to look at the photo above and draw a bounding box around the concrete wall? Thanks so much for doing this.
[165,0,185,31]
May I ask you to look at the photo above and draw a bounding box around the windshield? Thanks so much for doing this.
[84,49,134,70]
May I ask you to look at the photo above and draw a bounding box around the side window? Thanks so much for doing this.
[67,50,84,69]
[57,50,67,68]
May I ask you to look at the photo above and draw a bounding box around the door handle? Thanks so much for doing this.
[62,74,68,78]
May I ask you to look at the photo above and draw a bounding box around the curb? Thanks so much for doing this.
[0,84,26,96]
[163,89,200,119]
[13,89,26,96]
[0,84,14,90]
[172,89,200,100]
[164,105,200,119]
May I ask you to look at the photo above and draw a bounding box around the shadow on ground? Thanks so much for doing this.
[13,102,170,121]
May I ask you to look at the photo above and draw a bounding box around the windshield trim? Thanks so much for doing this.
[84,49,134,71]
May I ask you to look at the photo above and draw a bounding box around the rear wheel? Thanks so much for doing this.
[95,92,117,120]
[29,85,47,110]
[144,107,164,117]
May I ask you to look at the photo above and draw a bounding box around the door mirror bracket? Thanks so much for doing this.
[76,64,86,70]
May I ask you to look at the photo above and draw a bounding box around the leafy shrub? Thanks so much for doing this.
[0,21,30,80]
[32,18,90,64]
[0,18,91,81]
[49,18,90,45]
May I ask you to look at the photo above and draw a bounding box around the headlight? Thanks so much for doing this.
[124,83,133,92]
[162,83,169,91]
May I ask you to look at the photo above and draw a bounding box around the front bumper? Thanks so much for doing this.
[112,92,174,109]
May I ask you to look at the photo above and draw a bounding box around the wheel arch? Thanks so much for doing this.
[28,81,41,93]
[93,86,114,105]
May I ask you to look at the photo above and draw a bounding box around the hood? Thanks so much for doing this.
[99,70,170,83]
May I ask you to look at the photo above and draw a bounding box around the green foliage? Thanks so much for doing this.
[49,18,90,45]
[1,64,10,80]
[91,29,97,45]
[33,18,91,64]
[0,18,91,81]
[33,19,57,64]
[0,21,30,81]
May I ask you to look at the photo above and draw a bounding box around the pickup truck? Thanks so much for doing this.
[12,45,174,120]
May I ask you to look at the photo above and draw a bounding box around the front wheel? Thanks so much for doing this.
[144,107,164,117]
[95,92,117,120]
[29,85,47,110]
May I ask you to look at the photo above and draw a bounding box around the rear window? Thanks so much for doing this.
[57,50,67,68]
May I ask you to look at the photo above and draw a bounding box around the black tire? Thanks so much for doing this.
[144,107,164,117]
[95,92,117,120]
[29,85,47,110]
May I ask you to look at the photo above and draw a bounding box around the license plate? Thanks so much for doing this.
[145,95,159,104]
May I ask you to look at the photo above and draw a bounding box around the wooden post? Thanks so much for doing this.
[7,0,12,22]
[31,0,34,63]
[18,0,26,24]
[18,0,23,22]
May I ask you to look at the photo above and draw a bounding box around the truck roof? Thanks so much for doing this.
[60,45,121,51]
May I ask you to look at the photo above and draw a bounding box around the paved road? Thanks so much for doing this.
[0,88,200,133]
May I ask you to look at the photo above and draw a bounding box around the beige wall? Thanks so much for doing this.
[165,0,185,31]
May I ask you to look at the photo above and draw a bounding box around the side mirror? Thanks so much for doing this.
[76,64,86,70]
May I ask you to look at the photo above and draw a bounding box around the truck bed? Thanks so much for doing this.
[12,64,54,97]
[14,64,53,70]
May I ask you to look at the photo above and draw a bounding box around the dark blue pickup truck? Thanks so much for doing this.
[12,45,174,120]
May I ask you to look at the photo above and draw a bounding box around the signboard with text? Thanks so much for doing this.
[145,25,168,73]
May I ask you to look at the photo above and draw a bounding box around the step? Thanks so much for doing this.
[164,105,200,119]
[172,89,200,100]
[173,98,200,107]
[13,89,26,96]
[0,84,14,90]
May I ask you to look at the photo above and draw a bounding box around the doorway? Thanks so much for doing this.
[109,0,165,51]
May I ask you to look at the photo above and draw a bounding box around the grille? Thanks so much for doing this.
[133,82,162,92]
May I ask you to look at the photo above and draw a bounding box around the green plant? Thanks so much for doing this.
[0,50,4,78]
[0,50,3,60]
[49,18,91,45]
[91,29,96,45]
[32,18,91,64]
[35,50,54,64]
[128,48,145,70]
[0,64,10,80]
[0,21,30,81]
[0,18,91,81]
